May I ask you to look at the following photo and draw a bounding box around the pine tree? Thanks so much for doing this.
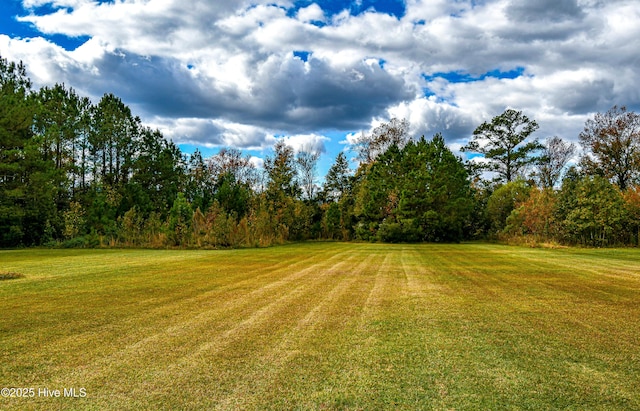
[463,109,542,183]
[0,57,35,245]
[323,152,351,202]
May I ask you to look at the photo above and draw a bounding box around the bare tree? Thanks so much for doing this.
[536,136,575,189]
[207,147,256,187]
[296,150,320,201]
[579,106,640,190]
[354,118,409,164]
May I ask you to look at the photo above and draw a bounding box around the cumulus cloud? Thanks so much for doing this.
[506,0,585,23]
[1,0,639,155]
[297,4,325,23]
[152,117,271,150]
[277,134,331,155]
[386,98,477,143]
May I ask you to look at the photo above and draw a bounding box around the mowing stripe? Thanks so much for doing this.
[48,250,359,408]
[213,254,377,410]
[1,244,639,410]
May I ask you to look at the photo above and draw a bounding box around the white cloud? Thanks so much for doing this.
[386,97,477,142]
[2,0,639,157]
[0,35,73,85]
[278,134,330,155]
[249,156,265,170]
[150,117,273,150]
[296,4,325,23]
[22,0,85,8]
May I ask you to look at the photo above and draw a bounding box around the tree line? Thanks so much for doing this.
[2,55,640,248]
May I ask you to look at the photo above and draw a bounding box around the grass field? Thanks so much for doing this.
[1,243,639,410]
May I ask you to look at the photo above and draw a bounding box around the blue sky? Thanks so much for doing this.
[2,0,640,180]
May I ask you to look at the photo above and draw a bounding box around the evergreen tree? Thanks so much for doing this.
[263,140,299,239]
[215,172,251,218]
[354,135,472,242]
[90,93,139,188]
[355,143,404,232]
[128,127,185,217]
[398,134,473,242]
[265,140,299,198]
[168,192,192,246]
[323,152,352,202]
[0,57,35,245]
[32,84,86,232]
[463,109,542,183]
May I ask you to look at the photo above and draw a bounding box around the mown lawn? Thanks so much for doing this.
[1,243,639,410]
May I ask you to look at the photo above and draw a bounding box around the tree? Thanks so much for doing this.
[185,149,214,212]
[33,84,82,175]
[296,150,320,201]
[354,118,409,164]
[322,152,355,240]
[264,140,299,199]
[398,134,473,242]
[505,188,557,240]
[207,147,256,188]
[32,84,90,234]
[559,175,626,246]
[0,57,61,245]
[536,136,575,189]
[0,56,34,246]
[353,134,472,242]
[579,106,640,190]
[214,172,251,218]
[463,109,542,183]
[127,127,185,217]
[623,185,640,246]
[90,93,140,188]
[262,140,299,239]
[168,192,192,246]
[486,180,531,233]
[20,134,62,245]
[323,152,352,202]
[354,143,404,231]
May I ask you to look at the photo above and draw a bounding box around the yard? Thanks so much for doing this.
[1,243,639,409]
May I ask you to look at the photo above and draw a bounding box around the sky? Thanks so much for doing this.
[1,0,639,178]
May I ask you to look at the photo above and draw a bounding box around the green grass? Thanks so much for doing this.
[1,243,639,410]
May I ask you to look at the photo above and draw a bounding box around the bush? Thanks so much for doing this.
[60,234,101,249]
[377,219,423,243]
[0,272,25,280]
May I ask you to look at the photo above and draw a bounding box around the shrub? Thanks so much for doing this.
[0,272,25,280]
